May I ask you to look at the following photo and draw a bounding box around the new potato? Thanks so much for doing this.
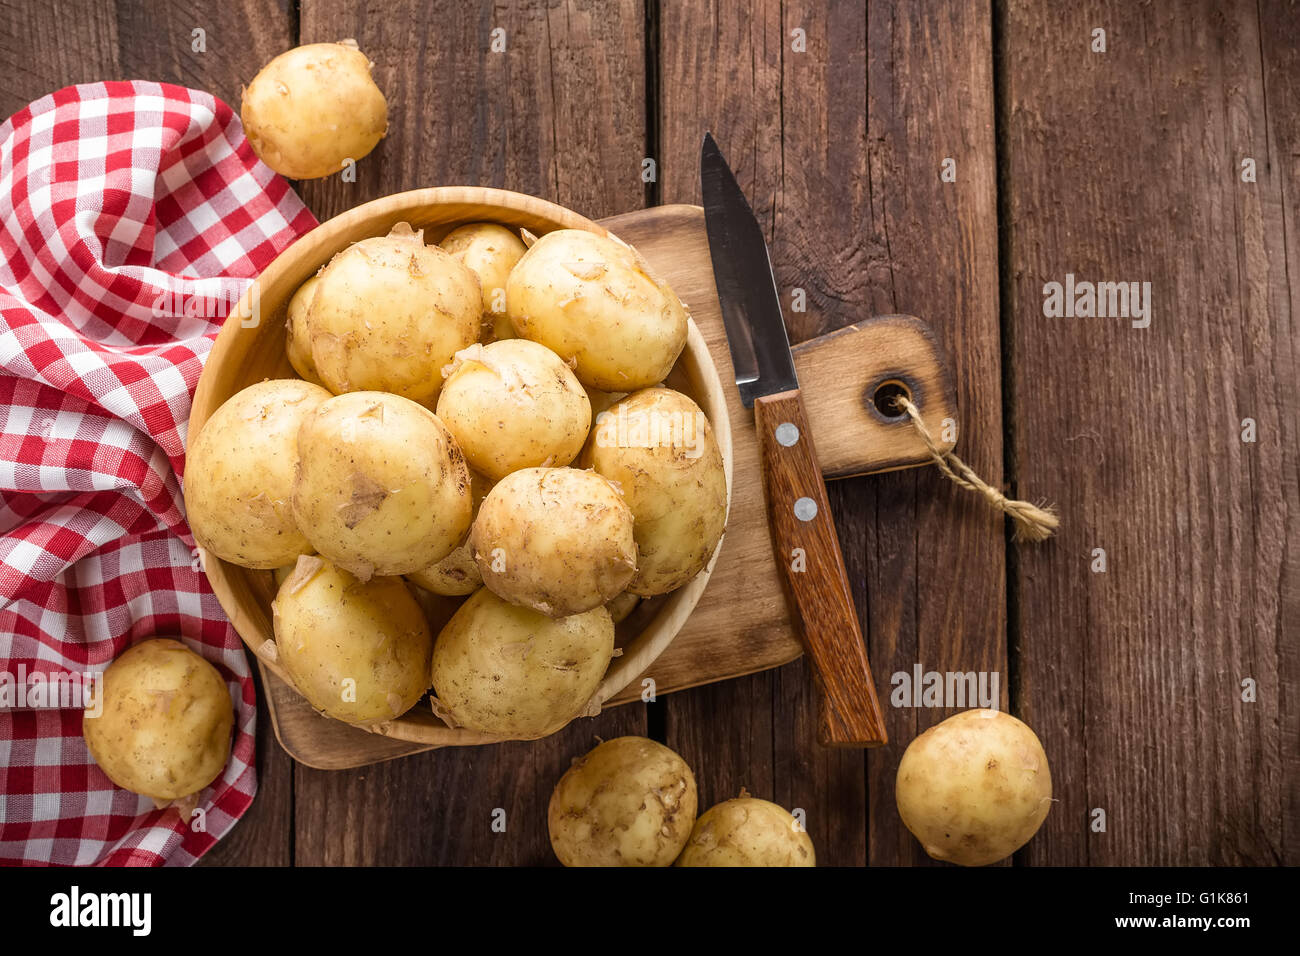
[587,387,727,596]
[309,224,480,405]
[83,639,233,802]
[292,390,472,579]
[548,736,698,867]
[241,41,387,180]
[437,339,591,481]
[430,588,614,738]
[272,555,432,725]
[407,472,493,598]
[506,229,688,390]
[439,223,528,341]
[675,796,815,867]
[471,467,636,617]
[186,378,331,568]
[285,275,322,385]
[895,709,1053,866]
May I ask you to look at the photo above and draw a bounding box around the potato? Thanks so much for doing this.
[587,387,727,595]
[241,41,387,180]
[506,229,688,390]
[407,471,491,596]
[548,736,698,867]
[291,390,472,578]
[606,590,640,625]
[309,224,480,405]
[430,588,614,738]
[895,708,1053,866]
[471,467,636,616]
[285,275,322,385]
[675,796,815,867]
[83,639,233,802]
[272,555,432,725]
[439,223,528,341]
[437,339,591,481]
[186,378,331,569]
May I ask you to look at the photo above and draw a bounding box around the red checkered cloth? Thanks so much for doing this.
[0,81,316,865]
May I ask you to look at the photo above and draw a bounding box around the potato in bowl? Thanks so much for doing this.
[189,187,732,747]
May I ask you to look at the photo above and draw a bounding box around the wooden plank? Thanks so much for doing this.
[199,666,294,865]
[657,0,1004,866]
[1001,0,1297,865]
[289,0,647,866]
[1259,0,1300,867]
[0,0,118,117]
[857,0,1007,866]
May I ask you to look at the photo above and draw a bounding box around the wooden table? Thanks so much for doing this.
[4,0,1294,866]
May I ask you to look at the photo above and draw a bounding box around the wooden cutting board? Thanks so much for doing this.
[261,203,957,769]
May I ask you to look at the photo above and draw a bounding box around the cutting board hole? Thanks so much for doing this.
[872,380,912,419]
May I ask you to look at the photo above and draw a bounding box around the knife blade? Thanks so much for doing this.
[700,131,888,748]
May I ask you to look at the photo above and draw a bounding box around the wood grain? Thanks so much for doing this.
[754,388,888,746]
[657,0,1004,866]
[1000,0,1298,865]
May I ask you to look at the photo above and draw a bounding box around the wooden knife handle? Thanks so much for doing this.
[753,388,888,748]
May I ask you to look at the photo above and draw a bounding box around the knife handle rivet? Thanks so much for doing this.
[793,497,818,522]
[775,422,800,447]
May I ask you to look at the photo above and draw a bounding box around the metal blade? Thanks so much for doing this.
[700,131,798,407]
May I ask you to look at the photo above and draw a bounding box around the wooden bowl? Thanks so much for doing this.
[190,186,732,747]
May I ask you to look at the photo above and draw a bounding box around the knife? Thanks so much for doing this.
[700,132,888,748]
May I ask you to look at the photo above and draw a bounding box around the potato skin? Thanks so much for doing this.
[895,709,1052,866]
[506,229,688,390]
[549,736,698,867]
[674,797,815,867]
[587,387,727,596]
[439,223,527,341]
[291,390,472,578]
[272,556,432,725]
[605,590,640,625]
[285,275,322,385]
[241,41,387,180]
[437,339,591,482]
[309,224,480,405]
[430,588,614,738]
[83,639,233,801]
[471,467,636,617]
[186,378,331,569]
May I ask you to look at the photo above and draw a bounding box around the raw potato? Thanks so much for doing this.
[437,339,591,481]
[675,796,815,867]
[439,223,528,341]
[241,41,387,179]
[587,387,727,596]
[186,378,331,568]
[471,467,636,616]
[407,471,491,596]
[506,229,688,390]
[895,708,1052,866]
[292,390,472,578]
[430,588,614,738]
[606,590,640,625]
[272,555,432,725]
[548,736,698,867]
[83,639,233,802]
[309,224,480,405]
[285,275,322,385]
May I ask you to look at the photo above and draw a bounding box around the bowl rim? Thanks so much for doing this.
[190,185,732,747]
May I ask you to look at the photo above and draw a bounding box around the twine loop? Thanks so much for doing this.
[893,396,1059,543]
